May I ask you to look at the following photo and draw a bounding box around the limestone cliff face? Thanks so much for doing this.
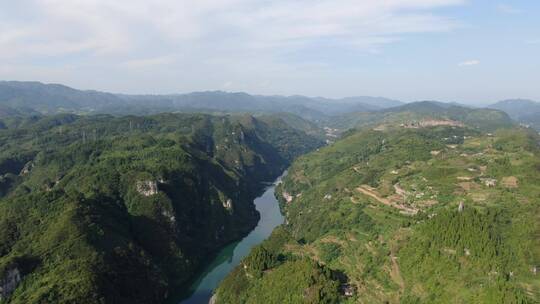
[222,198,233,211]
[0,267,22,301]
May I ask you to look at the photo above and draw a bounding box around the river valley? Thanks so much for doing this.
[175,177,285,304]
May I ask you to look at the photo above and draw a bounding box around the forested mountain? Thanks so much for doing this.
[1,80,538,304]
[216,125,540,303]
[0,113,322,303]
[336,96,403,109]
[327,101,514,132]
[0,82,126,114]
[2,81,530,134]
[0,81,401,120]
[489,99,540,130]
[489,99,540,119]
[0,106,39,119]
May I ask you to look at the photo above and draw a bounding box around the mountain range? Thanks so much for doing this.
[1,80,538,132]
[488,99,540,130]
[0,81,402,120]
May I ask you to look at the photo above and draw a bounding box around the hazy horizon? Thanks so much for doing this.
[1,1,539,104]
[2,79,537,107]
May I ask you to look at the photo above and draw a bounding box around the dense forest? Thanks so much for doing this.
[215,125,540,303]
[0,82,537,304]
[0,113,322,303]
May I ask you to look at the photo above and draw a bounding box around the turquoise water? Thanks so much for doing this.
[176,178,284,304]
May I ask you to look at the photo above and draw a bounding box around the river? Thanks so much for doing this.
[175,176,285,304]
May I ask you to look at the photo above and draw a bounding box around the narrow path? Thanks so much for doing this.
[389,255,405,292]
[355,185,417,215]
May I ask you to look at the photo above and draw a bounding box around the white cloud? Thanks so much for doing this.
[121,56,177,69]
[496,4,522,14]
[458,60,480,67]
[0,0,466,93]
[221,81,234,89]
[0,1,465,57]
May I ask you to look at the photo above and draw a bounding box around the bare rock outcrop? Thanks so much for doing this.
[136,180,159,196]
[19,162,33,176]
[222,198,233,211]
[282,192,293,203]
[0,267,22,301]
[162,209,176,225]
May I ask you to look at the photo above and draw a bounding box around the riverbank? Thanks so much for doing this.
[171,174,286,304]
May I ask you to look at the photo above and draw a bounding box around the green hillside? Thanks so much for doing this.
[0,113,322,303]
[489,99,540,131]
[328,101,514,132]
[215,125,540,303]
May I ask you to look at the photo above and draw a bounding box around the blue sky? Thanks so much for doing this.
[0,0,538,104]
